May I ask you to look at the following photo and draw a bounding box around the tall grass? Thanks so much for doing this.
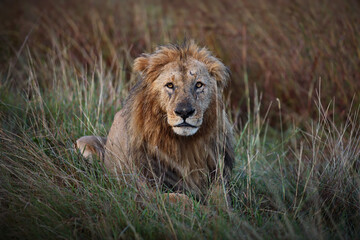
[1,0,360,239]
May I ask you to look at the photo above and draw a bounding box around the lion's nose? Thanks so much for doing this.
[174,104,195,119]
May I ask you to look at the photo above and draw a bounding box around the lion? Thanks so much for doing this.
[76,41,235,207]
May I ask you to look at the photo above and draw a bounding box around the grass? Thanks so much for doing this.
[1,0,360,239]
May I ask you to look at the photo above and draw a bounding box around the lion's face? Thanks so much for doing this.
[133,42,229,137]
[153,58,216,136]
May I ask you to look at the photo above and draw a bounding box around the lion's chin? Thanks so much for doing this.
[172,126,199,136]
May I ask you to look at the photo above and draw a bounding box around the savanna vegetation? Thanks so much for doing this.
[1,0,359,239]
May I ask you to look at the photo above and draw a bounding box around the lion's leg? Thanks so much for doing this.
[207,183,232,211]
[163,193,193,207]
[75,136,107,162]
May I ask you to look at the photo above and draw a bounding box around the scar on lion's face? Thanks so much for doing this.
[152,58,216,136]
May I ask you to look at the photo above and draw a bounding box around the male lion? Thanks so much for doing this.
[76,41,235,206]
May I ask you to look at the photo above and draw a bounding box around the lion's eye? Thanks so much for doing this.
[195,82,203,88]
[165,82,174,89]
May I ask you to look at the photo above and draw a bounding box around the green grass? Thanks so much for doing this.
[1,0,360,239]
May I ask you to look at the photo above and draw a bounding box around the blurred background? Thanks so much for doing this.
[1,0,359,127]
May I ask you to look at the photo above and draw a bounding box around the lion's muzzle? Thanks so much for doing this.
[171,102,201,136]
[174,102,195,120]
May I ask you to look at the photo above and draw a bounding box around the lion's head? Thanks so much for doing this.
[133,41,229,137]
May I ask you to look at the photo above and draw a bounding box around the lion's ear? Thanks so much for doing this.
[133,54,150,75]
[207,57,230,89]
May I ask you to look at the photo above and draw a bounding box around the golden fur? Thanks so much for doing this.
[76,41,234,202]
